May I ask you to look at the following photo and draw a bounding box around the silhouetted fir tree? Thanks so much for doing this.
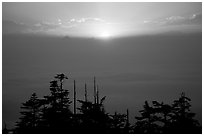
[15,93,41,133]
[76,100,95,133]
[109,112,127,133]
[169,92,201,133]
[151,101,173,133]
[124,109,132,133]
[134,101,160,133]
[2,122,8,134]
[42,74,72,133]
[134,93,201,134]
[77,96,111,133]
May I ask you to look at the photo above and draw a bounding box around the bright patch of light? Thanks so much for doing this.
[99,31,111,38]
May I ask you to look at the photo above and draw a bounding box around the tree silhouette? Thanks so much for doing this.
[2,122,9,134]
[169,92,201,133]
[109,112,127,133]
[134,101,160,133]
[15,93,41,133]
[134,92,201,134]
[14,74,201,134]
[77,96,111,133]
[42,74,72,133]
[151,101,172,133]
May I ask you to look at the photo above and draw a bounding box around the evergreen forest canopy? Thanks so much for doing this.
[4,73,201,134]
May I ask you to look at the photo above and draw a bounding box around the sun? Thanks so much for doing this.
[99,31,111,39]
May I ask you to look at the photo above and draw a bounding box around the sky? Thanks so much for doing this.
[2,2,202,129]
[3,2,201,37]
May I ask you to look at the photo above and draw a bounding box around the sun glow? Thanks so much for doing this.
[98,31,112,39]
[100,31,111,38]
[92,25,117,39]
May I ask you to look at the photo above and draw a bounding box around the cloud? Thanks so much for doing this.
[2,20,74,35]
[144,13,202,26]
[2,20,60,34]
[34,22,60,31]
[3,17,107,36]
[2,20,30,34]
[68,17,105,24]
[188,13,202,24]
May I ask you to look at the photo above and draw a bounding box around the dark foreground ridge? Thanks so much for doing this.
[3,73,201,134]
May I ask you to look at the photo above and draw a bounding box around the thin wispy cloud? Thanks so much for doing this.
[3,17,109,36]
[68,17,105,24]
[2,20,29,34]
[143,13,202,26]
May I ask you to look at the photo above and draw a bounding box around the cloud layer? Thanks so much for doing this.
[3,17,107,36]
[144,13,201,26]
[2,12,202,37]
